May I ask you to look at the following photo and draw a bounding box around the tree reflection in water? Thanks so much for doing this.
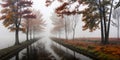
[21,42,55,60]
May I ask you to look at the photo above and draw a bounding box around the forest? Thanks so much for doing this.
[0,0,120,60]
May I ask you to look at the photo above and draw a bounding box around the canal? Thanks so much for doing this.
[9,37,92,60]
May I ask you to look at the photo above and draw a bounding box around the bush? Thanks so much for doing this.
[87,45,95,49]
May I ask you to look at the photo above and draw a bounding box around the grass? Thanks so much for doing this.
[0,38,39,60]
[51,37,120,60]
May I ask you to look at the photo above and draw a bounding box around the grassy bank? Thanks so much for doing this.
[51,38,120,60]
[0,38,39,60]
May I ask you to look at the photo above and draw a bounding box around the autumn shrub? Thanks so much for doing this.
[87,45,95,50]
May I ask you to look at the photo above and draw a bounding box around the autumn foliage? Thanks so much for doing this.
[0,0,34,32]
[0,0,35,45]
[62,39,120,58]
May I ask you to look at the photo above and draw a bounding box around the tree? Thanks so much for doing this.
[70,14,79,41]
[0,0,33,45]
[46,0,116,44]
[81,0,114,44]
[22,10,45,40]
[54,2,81,40]
[113,2,120,40]
[23,14,36,41]
[51,13,64,38]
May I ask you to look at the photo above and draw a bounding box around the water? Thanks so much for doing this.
[10,49,27,60]
[8,37,92,60]
[8,37,59,60]
[32,37,60,60]
[39,37,60,60]
[51,40,92,60]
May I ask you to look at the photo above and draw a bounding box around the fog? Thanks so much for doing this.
[0,0,118,49]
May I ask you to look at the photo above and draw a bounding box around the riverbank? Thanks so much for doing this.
[51,37,120,60]
[0,38,39,60]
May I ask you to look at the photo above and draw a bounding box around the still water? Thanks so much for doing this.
[8,37,92,60]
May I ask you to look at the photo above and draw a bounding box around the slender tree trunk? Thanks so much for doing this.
[32,27,35,39]
[26,20,29,41]
[15,0,20,45]
[33,30,35,39]
[106,0,114,44]
[15,26,20,45]
[65,17,68,40]
[72,15,77,58]
[118,1,120,40]
[98,0,105,44]
[102,5,108,44]
[64,16,68,52]
[30,29,32,40]
[118,18,120,40]
[72,19,77,41]
[73,28,75,41]
[32,28,34,39]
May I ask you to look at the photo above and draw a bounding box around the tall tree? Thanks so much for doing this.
[22,10,45,40]
[81,0,114,44]
[23,14,36,41]
[51,13,64,38]
[70,14,79,41]
[54,2,80,40]
[113,2,120,40]
[0,0,33,45]
[46,0,116,44]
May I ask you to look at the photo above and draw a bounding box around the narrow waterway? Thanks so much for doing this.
[35,37,60,60]
[9,37,92,60]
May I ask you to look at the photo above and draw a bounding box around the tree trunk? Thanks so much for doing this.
[72,18,77,41]
[106,0,114,44]
[102,5,108,44]
[98,0,105,44]
[73,29,75,41]
[30,29,32,40]
[118,18,120,40]
[32,27,35,39]
[65,18,68,40]
[26,20,29,41]
[59,30,61,39]
[15,26,20,45]
[15,0,20,45]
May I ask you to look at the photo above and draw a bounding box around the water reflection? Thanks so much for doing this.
[15,53,19,60]
[21,46,37,60]
[9,37,92,60]
[21,41,56,60]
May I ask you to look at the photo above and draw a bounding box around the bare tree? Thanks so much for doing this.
[113,8,120,40]
[51,13,64,38]
[70,14,79,41]
[22,10,45,40]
